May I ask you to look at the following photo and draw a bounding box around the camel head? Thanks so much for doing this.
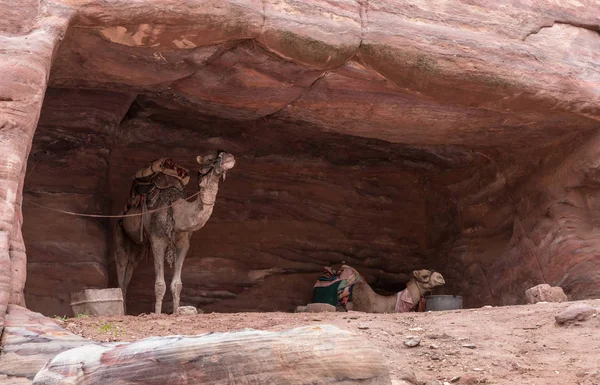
[196,151,236,186]
[412,269,445,291]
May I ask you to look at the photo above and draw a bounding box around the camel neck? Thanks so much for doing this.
[175,172,221,231]
[405,280,425,307]
[196,172,221,208]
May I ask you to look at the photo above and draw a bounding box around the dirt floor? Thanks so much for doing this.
[63,299,600,385]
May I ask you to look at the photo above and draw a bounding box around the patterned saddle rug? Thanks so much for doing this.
[311,265,363,308]
[123,158,190,214]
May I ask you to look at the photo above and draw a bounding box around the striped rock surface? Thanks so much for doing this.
[33,324,391,385]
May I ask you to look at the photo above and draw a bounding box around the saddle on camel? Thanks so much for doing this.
[122,158,190,245]
[123,158,190,214]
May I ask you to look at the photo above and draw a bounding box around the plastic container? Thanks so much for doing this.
[424,295,463,311]
[70,288,124,316]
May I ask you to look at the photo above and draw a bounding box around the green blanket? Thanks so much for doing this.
[311,281,342,306]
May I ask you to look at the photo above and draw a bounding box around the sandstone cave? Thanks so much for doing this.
[3,0,600,319]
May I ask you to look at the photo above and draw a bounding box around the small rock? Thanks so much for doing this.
[555,304,597,325]
[482,305,493,308]
[175,306,198,315]
[429,344,440,349]
[449,376,460,383]
[305,303,337,313]
[461,343,477,349]
[404,337,421,347]
[525,284,568,304]
[357,324,369,330]
[409,327,424,332]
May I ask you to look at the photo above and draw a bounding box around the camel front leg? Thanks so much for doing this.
[150,238,168,314]
[171,233,191,313]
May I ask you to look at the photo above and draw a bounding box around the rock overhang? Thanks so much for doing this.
[47,0,600,149]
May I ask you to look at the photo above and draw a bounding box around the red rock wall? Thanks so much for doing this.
[0,2,74,327]
[22,89,134,316]
[482,134,600,305]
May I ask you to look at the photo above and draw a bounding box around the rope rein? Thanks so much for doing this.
[27,190,210,218]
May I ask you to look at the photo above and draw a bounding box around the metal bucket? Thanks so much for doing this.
[425,295,463,311]
[70,288,124,316]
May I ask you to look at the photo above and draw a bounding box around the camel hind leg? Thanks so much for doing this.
[114,221,141,315]
[115,251,137,314]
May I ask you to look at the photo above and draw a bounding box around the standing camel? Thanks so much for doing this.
[114,151,235,314]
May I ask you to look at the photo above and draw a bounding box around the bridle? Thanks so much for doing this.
[197,150,227,206]
[197,150,226,180]
[413,270,436,296]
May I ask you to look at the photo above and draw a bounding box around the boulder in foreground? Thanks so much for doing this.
[33,324,391,385]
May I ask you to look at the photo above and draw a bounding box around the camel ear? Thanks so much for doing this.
[412,270,420,279]
[196,156,203,164]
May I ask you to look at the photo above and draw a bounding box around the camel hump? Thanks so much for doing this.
[134,158,190,186]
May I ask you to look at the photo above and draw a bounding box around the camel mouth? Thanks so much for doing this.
[431,272,445,286]
[218,154,235,171]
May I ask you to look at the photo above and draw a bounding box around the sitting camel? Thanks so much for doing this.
[310,265,445,313]
[350,269,445,313]
[114,151,235,314]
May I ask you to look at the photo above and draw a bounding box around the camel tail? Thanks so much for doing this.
[112,219,141,315]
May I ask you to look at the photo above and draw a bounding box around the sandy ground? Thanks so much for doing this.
[63,299,600,385]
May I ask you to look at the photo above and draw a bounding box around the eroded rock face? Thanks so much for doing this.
[1,0,599,318]
[23,89,134,315]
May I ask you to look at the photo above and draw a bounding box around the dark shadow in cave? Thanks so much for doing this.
[22,89,491,316]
